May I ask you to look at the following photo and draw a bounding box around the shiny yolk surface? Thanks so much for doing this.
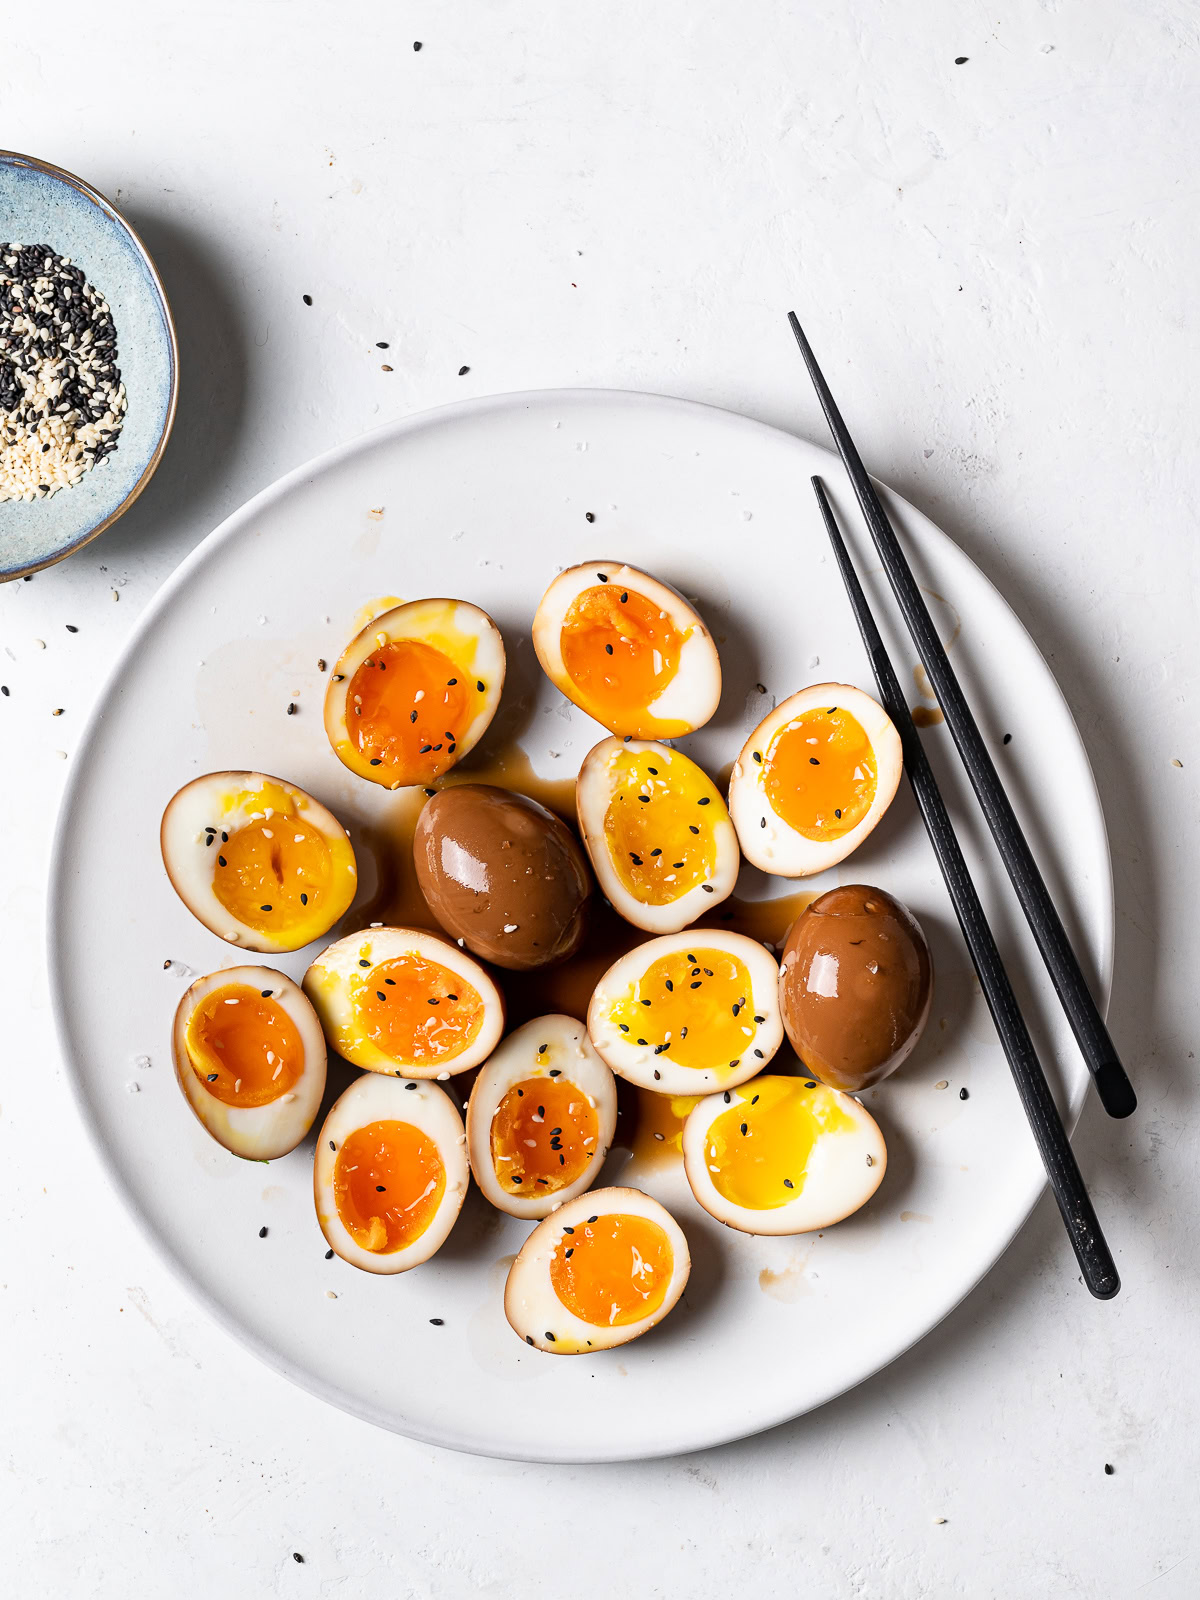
[186,982,304,1108]
[762,706,878,841]
[550,1213,672,1327]
[631,1088,701,1164]
[348,638,487,785]
[559,584,689,737]
[608,946,757,1072]
[353,954,484,1065]
[603,749,717,906]
[706,1077,855,1209]
[213,813,337,938]
[490,1075,599,1195]
[333,1119,445,1253]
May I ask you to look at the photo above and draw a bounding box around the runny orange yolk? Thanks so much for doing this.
[705,1077,855,1209]
[347,638,487,785]
[559,583,689,737]
[353,954,484,1065]
[603,749,717,905]
[550,1213,672,1327]
[490,1075,598,1195]
[333,1119,445,1253]
[761,706,877,842]
[186,983,304,1107]
[213,815,335,936]
[608,946,758,1073]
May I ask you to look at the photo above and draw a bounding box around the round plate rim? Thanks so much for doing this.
[46,387,1114,1461]
[0,148,180,579]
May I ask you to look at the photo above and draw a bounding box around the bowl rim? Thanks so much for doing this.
[0,149,180,580]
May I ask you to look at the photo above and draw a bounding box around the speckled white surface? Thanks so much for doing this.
[2,2,1195,1594]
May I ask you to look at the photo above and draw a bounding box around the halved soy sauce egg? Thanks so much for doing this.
[728,684,902,876]
[324,598,505,789]
[172,966,326,1159]
[303,927,504,1079]
[504,1186,690,1353]
[682,1075,886,1234]
[587,930,784,1095]
[161,771,357,954]
[314,1073,468,1273]
[465,1015,617,1219]
[576,736,738,933]
[532,561,721,738]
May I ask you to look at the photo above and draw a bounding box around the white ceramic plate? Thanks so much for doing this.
[48,390,1112,1462]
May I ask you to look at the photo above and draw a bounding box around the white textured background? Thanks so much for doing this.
[2,3,1196,1595]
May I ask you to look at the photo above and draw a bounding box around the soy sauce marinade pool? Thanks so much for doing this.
[0,242,127,500]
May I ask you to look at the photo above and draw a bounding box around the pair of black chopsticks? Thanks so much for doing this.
[788,313,1129,1299]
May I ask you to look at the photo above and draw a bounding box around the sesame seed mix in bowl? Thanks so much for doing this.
[0,242,127,501]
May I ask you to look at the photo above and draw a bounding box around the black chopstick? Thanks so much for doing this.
[812,478,1119,1299]
[789,313,1136,1123]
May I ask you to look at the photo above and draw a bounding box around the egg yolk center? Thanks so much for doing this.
[762,706,878,841]
[333,1119,446,1253]
[348,638,485,784]
[353,954,484,1064]
[706,1077,855,1209]
[560,584,688,734]
[186,983,304,1108]
[213,814,334,935]
[608,946,758,1072]
[490,1074,599,1195]
[550,1213,672,1327]
[603,750,717,905]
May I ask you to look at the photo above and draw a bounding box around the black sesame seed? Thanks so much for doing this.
[325,1248,334,1259]
[783,1178,794,1189]
[562,1225,574,1233]
[689,824,700,834]
[429,1317,444,1325]
[596,572,608,582]
[606,643,614,655]
[809,757,819,766]
[65,624,78,633]
[458,365,469,376]
[218,855,227,867]
[303,294,313,305]
[376,990,386,1001]
[261,989,272,998]
[329,1140,336,1150]
[752,751,762,763]
[405,1082,417,1090]
[690,981,701,989]
[1003,733,1012,745]
[300,893,308,905]
[447,677,457,686]
[585,511,595,523]
[805,1080,816,1089]
[620,591,628,602]
[1104,1463,1114,1475]
[834,808,842,819]
[286,702,296,715]
[723,1091,731,1103]
[207,1073,218,1082]
[369,757,382,765]
[960,1087,970,1100]
[477,680,485,692]
[618,1023,629,1032]
[260,904,272,912]
[740,1122,748,1135]
[545,1331,557,1341]
[359,959,370,967]
[753,1049,763,1059]
[293,1552,304,1563]
[526,1334,534,1345]
[259,1226,268,1238]
[702,884,714,893]
[375,1184,386,1192]
[697,797,710,805]
[637,1038,648,1046]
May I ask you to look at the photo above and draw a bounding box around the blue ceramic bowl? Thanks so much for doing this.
[0,152,178,578]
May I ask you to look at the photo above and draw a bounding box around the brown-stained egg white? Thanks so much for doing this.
[778,884,933,1092]
[413,784,592,971]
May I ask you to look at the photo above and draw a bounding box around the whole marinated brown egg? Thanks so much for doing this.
[413,785,592,971]
[779,885,933,1092]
